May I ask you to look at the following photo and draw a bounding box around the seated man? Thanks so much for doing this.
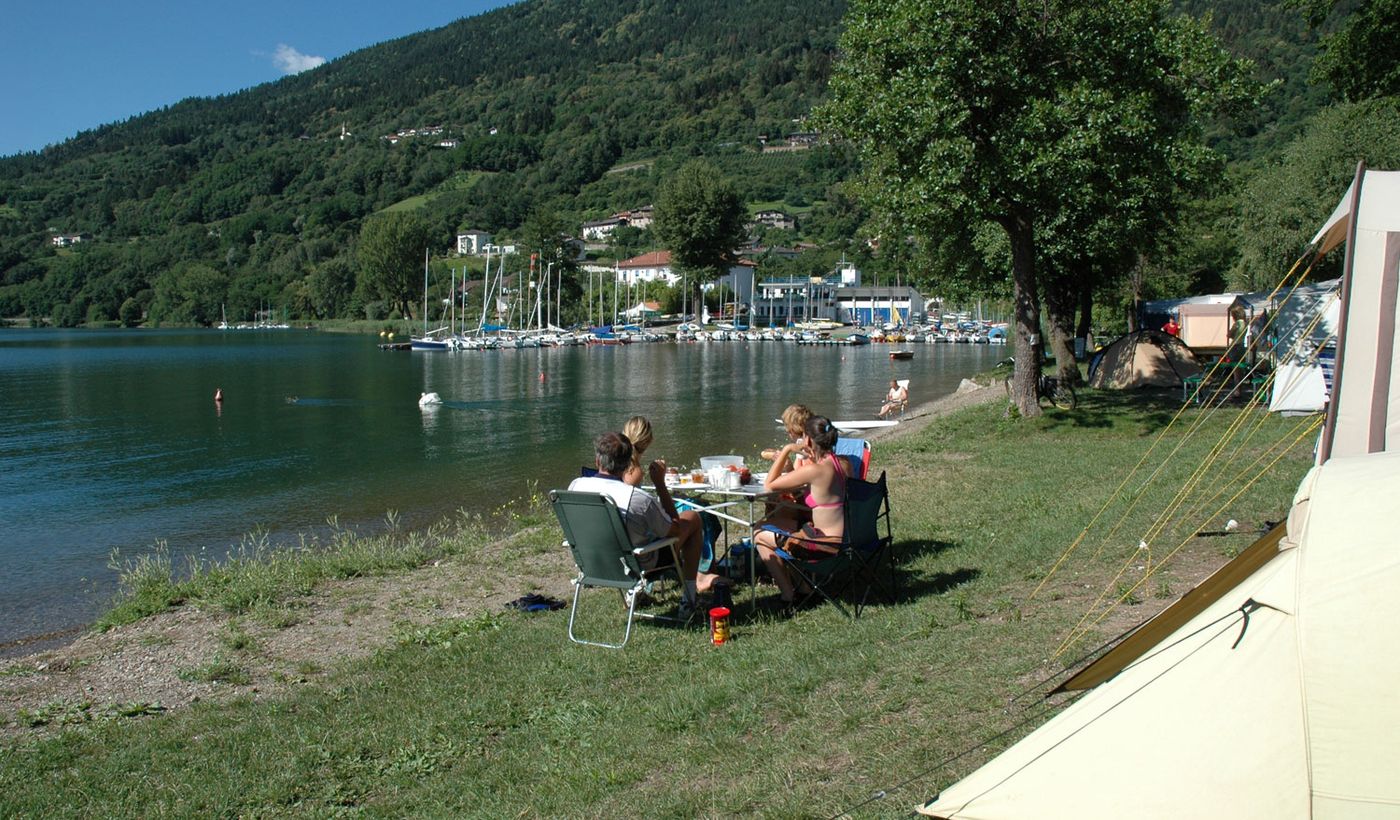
[878,379,908,418]
[568,430,713,619]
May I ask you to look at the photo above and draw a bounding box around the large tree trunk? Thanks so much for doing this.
[1003,212,1042,418]
[1077,283,1094,350]
[1043,272,1081,386]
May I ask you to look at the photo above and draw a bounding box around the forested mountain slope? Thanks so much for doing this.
[0,0,1332,325]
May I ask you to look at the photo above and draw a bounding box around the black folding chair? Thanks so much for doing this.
[762,471,895,618]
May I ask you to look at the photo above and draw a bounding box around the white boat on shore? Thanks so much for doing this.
[832,419,900,433]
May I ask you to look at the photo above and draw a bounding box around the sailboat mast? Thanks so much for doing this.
[478,247,493,334]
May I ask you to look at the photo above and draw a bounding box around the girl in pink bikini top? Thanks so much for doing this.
[763,415,846,525]
[804,453,846,510]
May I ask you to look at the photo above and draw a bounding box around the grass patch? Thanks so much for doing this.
[18,700,164,728]
[0,391,1313,816]
[219,625,257,653]
[97,512,504,631]
[177,657,251,686]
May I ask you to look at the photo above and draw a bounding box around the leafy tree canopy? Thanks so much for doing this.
[356,212,433,319]
[1235,96,1400,288]
[821,0,1256,414]
[1302,0,1400,101]
[653,159,747,280]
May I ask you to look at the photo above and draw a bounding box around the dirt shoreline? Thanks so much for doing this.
[0,382,1002,739]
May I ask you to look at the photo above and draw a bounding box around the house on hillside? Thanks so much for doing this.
[582,217,627,242]
[50,232,91,247]
[752,210,796,231]
[456,230,493,256]
[622,205,654,230]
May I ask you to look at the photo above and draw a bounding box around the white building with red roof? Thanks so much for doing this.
[616,251,678,285]
[615,250,754,305]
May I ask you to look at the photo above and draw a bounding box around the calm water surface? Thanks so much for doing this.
[0,328,1000,644]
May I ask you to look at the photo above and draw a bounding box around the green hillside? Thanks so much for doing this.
[0,0,845,325]
[0,0,1363,327]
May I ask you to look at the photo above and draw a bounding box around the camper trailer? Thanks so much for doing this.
[1177,297,1248,354]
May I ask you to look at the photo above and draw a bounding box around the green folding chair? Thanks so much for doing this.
[550,489,681,649]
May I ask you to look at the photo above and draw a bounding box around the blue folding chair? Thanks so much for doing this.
[833,437,872,480]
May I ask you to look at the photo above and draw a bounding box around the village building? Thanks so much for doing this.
[616,251,678,286]
[621,205,654,230]
[614,250,756,306]
[50,233,92,247]
[581,217,627,242]
[751,209,796,231]
[456,230,493,256]
[752,262,924,326]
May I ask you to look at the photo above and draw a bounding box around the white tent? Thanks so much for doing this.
[920,451,1400,820]
[1267,278,1341,415]
[1313,170,1400,461]
[1270,278,1341,363]
[920,167,1400,819]
[1268,361,1329,414]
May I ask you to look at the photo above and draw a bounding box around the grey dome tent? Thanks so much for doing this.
[1088,329,1202,389]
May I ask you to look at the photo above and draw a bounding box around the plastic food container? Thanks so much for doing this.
[699,455,745,472]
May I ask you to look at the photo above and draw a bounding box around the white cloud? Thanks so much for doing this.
[272,43,326,75]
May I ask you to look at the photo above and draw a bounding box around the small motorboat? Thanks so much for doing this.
[890,350,915,360]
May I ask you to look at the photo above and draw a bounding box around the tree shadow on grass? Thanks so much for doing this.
[1033,388,1185,433]
[887,538,981,604]
[897,538,956,563]
[897,566,981,602]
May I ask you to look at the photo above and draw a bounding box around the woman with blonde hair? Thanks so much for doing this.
[621,415,654,486]
[761,403,812,464]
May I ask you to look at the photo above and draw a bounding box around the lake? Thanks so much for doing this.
[0,328,1001,646]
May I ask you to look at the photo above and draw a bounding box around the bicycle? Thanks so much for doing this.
[998,357,1078,411]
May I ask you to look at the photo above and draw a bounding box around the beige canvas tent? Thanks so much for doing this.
[920,166,1400,819]
[1088,329,1202,389]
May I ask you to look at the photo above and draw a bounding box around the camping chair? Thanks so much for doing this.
[894,379,910,416]
[759,471,895,618]
[833,437,872,480]
[550,489,682,649]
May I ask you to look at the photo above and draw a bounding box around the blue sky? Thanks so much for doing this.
[0,0,515,157]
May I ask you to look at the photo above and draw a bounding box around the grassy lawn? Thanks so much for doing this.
[0,390,1314,816]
